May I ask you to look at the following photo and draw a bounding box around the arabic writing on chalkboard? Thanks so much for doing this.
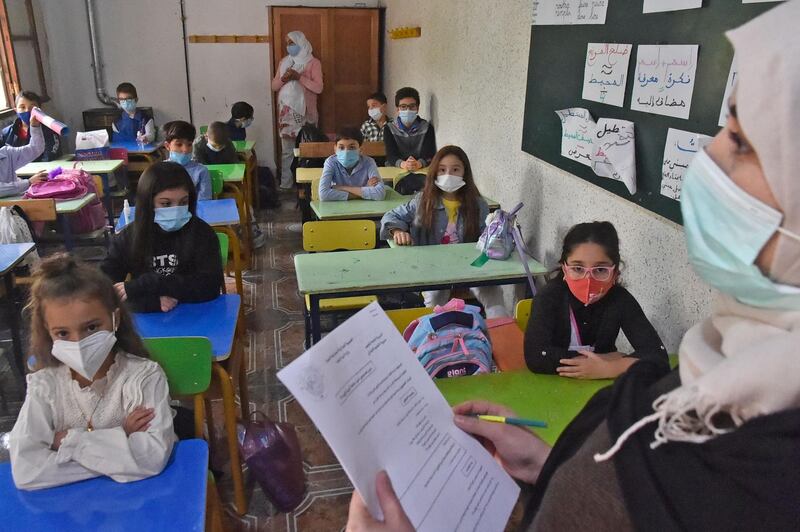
[556,107,637,194]
[582,43,632,107]
[532,0,609,25]
[630,44,699,120]
[660,128,712,201]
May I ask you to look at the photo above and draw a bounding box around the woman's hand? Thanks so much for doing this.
[557,350,634,379]
[453,401,551,485]
[123,406,155,436]
[51,431,67,451]
[346,471,414,532]
[28,171,48,185]
[114,282,127,301]
[160,296,178,312]
[391,230,412,246]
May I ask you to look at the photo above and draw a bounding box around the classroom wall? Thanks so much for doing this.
[380,0,714,352]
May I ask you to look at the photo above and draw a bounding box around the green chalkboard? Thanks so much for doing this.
[521,0,777,224]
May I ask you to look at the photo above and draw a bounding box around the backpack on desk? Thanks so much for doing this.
[24,167,106,234]
[403,298,493,379]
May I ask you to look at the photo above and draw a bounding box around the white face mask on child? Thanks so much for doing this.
[435,174,465,193]
[51,314,118,381]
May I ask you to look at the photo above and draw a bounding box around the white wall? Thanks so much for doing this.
[380,0,713,351]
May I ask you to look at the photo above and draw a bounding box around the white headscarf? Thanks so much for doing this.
[595,0,800,462]
[278,31,315,119]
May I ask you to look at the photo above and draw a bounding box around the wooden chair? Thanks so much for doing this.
[298,141,334,159]
[515,298,533,332]
[302,220,378,345]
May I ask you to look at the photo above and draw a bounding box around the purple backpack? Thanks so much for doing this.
[476,202,537,296]
[403,298,493,379]
[24,166,106,234]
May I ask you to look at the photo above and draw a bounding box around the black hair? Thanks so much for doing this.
[394,87,420,107]
[162,120,196,143]
[231,101,254,120]
[335,126,363,145]
[367,92,387,104]
[131,162,198,271]
[554,221,621,279]
[116,82,138,99]
[207,121,229,143]
[15,90,41,106]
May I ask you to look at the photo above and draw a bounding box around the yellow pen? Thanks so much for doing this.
[472,414,548,428]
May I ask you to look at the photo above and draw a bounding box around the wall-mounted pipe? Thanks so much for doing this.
[85,0,116,106]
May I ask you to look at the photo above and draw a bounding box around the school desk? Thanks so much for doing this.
[295,242,547,343]
[115,198,240,232]
[108,140,160,156]
[232,140,255,153]
[204,163,251,265]
[435,370,611,446]
[0,242,36,378]
[16,159,124,227]
[232,140,259,209]
[132,294,249,514]
[4,193,97,251]
[296,165,422,184]
[0,439,208,531]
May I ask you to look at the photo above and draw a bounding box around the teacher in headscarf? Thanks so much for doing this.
[345,2,800,531]
[271,30,323,190]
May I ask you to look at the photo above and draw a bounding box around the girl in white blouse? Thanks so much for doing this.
[10,254,176,490]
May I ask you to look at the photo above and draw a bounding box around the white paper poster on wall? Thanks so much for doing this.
[660,128,713,201]
[718,55,737,127]
[630,44,699,119]
[555,107,595,167]
[532,0,609,25]
[582,43,632,107]
[643,0,702,13]
[592,118,637,194]
[742,0,785,3]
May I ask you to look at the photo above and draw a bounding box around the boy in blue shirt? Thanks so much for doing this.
[319,127,385,201]
[112,82,156,143]
[162,121,211,200]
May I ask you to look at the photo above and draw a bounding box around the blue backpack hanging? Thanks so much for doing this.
[403,299,493,379]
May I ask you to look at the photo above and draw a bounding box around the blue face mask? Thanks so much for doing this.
[119,99,137,114]
[168,151,192,166]
[681,149,800,310]
[336,148,360,168]
[154,205,192,232]
[287,44,301,56]
[399,110,417,125]
[17,111,31,125]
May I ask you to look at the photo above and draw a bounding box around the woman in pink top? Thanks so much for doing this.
[272,30,324,189]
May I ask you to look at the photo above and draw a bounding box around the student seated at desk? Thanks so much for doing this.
[162,120,211,200]
[319,127,385,201]
[9,255,176,490]
[524,222,667,380]
[226,101,254,142]
[193,121,237,165]
[1,90,62,162]
[0,115,46,198]
[380,145,506,318]
[360,91,391,143]
[101,162,223,313]
[383,87,436,195]
[111,82,156,144]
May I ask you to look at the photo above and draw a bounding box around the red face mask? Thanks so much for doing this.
[562,266,616,305]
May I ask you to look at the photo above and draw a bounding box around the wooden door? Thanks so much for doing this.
[270,7,380,171]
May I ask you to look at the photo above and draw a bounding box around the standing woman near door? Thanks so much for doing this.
[271,30,324,190]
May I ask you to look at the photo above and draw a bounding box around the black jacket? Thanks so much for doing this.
[524,279,668,374]
[1,118,62,162]
[101,217,223,313]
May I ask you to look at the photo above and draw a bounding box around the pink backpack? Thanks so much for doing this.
[24,167,107,234]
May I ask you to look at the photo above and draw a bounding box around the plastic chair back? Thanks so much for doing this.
[311,177,321,201]
[92,175,105,200]
[144,337,212,395]
[210,169,224,198]
[515,298,533,331]
[385,307,431,333]
[302,220,376,252]
[216,231,229,267]
[200,125,208,136]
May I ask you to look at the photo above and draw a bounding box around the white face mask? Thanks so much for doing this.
[435,173,465,193]
[51,314,118,381]
[368,107,383,121]
[207,141,224,152]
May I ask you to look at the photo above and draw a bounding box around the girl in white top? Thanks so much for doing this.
[10,254,176,490]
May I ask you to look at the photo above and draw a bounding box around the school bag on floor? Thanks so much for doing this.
[476,202,537,296]
[24,166,107,234]
[403,298,493,379]
[0,206,40,270]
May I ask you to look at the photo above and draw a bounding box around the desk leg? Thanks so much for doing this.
[101,174,114,227]
[212,362,248,515]
[310,294,321,344]
[59,214,74,251]
[4,274,25,379]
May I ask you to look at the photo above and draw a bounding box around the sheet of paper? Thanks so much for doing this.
[591,118,637,194]
[532,0,609,25]
[718,55,737,127]
[582,43,632,107]
[660,128,713,201]
[556,107,595,167]
[742,0,784,3]
[277,302,520,532]
[643,0,702,13]
[630,44,699,119]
